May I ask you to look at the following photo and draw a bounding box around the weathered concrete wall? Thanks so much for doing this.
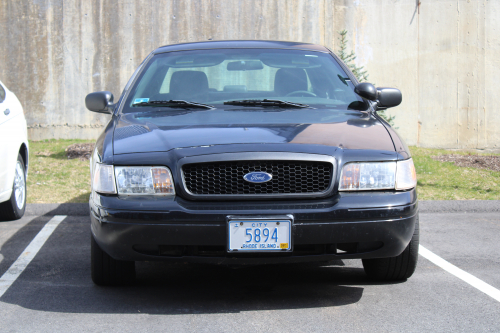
[337,0,499,150]
[0,0,338,140]
[0,0,498,150]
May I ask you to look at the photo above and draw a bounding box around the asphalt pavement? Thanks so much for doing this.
[0,201,499,332]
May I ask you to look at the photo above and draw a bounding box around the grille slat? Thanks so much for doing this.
[182,160,333,196]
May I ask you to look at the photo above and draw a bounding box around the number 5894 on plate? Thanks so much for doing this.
[228,220,291,252]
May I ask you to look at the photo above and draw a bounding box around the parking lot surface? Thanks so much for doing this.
[0,202,499,332]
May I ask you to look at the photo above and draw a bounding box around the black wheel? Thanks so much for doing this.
[0,154,27,221]
[91,234,135,286]
[362,215,419,281]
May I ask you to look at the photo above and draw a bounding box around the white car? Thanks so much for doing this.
[0,79,28,220]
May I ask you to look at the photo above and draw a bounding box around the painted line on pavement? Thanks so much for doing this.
[0,215,66,298]
[419,245,500,303]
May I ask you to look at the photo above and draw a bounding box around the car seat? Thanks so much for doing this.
[170,71,209,102]
[274,68,308,96]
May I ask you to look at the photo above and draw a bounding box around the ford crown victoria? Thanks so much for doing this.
[86,41,418,286]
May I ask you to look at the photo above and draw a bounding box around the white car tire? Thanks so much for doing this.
[0,154,26,221]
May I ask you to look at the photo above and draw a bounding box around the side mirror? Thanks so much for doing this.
[377,87,402,109]
[85,91,114,113]
[354,82,377,101]
[354,83,403,110]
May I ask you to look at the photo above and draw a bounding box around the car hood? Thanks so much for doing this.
[113,109,395,155]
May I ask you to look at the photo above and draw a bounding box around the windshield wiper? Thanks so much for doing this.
[133,100,214,109]
[224,99,309,108]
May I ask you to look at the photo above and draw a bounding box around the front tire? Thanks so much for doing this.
[362,215,419,281]
[91,234,135,286]
[0,154,26,221]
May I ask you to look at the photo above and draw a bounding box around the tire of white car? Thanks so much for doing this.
[0,154,27,221]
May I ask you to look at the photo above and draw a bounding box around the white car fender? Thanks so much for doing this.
[0,82,29,203]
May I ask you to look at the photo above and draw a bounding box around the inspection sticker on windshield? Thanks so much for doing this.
[133,98,149,104]
[228,220,291,252]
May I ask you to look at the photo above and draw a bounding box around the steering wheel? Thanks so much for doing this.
[285,91,317,97]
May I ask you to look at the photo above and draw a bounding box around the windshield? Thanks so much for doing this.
[122,48,367,114]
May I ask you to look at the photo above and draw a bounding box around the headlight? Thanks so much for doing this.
[92,163,117,194]
[339,159,416,191]
[115,166,175,195]
[395,158,417,190]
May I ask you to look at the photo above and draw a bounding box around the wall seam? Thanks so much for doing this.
[457,0,460,148]
[477,1,480,148]
[417,0,420,147]
[484,0,487,147]
[323,0,325,46]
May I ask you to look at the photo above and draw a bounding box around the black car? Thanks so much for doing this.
[86,40,418,286]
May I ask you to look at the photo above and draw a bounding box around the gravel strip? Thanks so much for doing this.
[65,143,95,160]
[431,154,500,172]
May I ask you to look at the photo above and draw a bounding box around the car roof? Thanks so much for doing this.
[153,40,331,54]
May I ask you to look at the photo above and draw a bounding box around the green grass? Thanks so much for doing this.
[27,139,92,204]
[25,140,500,203]
[410,146,500,200]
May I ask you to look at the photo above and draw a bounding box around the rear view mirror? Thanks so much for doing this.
[227,61,264,71]
[85,91,114,113]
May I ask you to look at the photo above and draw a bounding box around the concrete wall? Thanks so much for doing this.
[336,0,499,150]
[0,0,498,150]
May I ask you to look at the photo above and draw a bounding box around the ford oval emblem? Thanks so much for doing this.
[243,172,273,183]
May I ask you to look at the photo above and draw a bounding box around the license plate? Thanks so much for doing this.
[228,220,291,252]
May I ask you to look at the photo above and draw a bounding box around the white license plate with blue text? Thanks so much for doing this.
[228,220,291,252]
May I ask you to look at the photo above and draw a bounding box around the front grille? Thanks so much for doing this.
[182,160,333,196]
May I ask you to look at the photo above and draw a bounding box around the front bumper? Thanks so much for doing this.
[90,189,418,264]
